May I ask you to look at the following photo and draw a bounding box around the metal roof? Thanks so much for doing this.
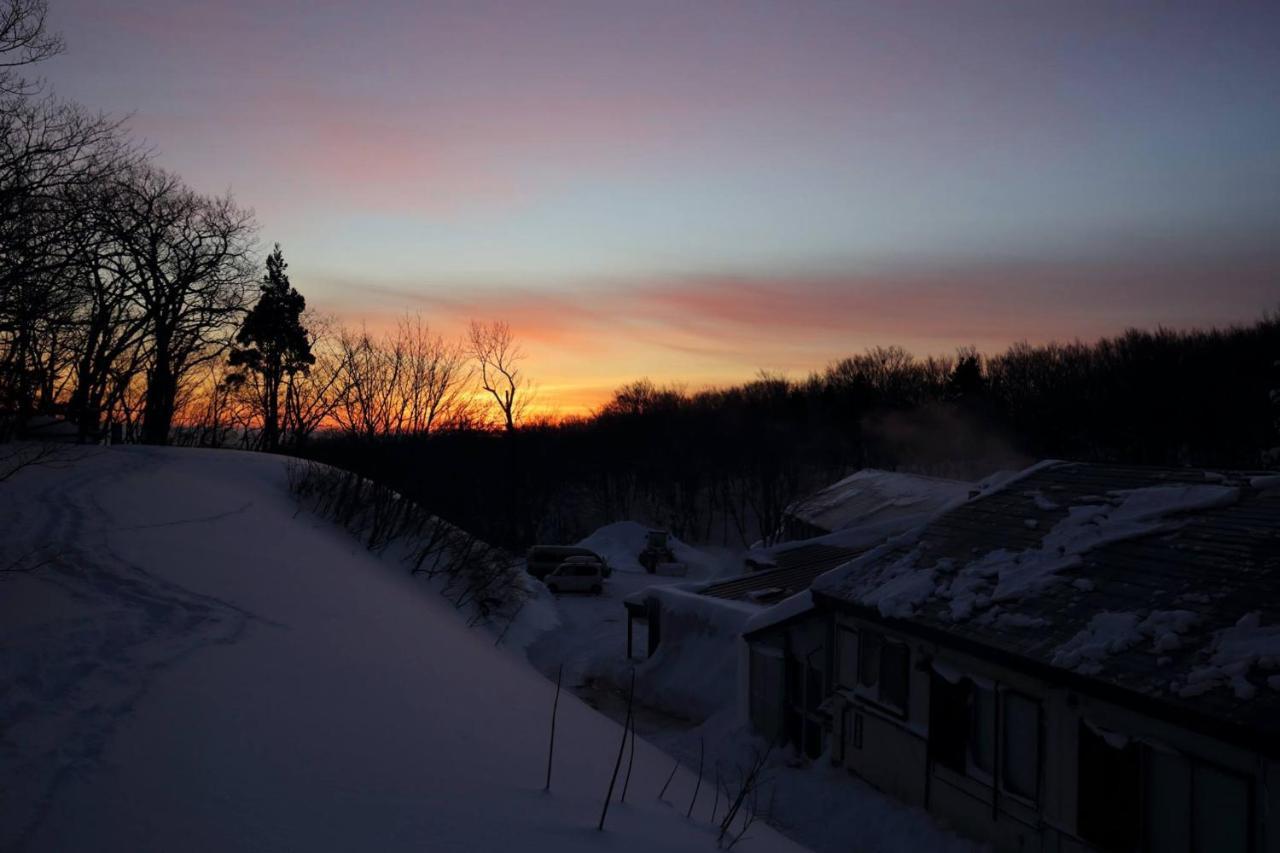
[702,544,862,603]
[812,461,1280,747]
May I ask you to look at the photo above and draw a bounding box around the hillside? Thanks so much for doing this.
[0,446,806,853]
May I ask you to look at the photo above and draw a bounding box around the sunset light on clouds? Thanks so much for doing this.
[42,0,1280,415]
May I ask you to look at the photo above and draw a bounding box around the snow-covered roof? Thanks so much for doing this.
[811,461,1280,748]
[786,468,973,534]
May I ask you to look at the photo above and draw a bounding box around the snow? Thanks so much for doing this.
[1249,474,1280,490]
[525,518,977,853]
[576,521,722,578]
[1180,612,1280,700]
[1051,610,1204,674]
[1052,612,1142,674]
[785,469,972,535]
[0,446,805,853]
[642,713,983,853]
[742,590,815,635]
[816,476,1241,628]
[626,587,759,719]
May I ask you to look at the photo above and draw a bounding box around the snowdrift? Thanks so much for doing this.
[0,446,804,853]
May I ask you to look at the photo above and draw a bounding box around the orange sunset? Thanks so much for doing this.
[3,2,1279,853]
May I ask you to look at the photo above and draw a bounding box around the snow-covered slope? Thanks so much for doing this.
[0,446,806,853]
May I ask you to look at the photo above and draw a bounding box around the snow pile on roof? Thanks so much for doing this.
[625,586,759,719]
[817,479,1241,622]
[1179,612,1280,700]
[787,469,972,534]
[576,521,720,578]
[0,447,803,853]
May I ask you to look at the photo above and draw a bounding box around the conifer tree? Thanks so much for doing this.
[229,244,313,451]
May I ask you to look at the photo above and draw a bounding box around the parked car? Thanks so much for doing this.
[526,546,611,580]
[545,557,606,595]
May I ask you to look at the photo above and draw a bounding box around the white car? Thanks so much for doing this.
[545,557,606,595]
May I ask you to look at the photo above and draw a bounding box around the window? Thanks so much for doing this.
[1001,691,1040,800]
[928,674,970,773]
[850,630,909,713]
[1077,722,1140,852]
[969,686,995,774]
[1192,765,1250,853]
[1144,750,1190,853]
[858,631,881,688]
[748,647,784,741]
[879,641,909,711]
[1141,749,1252,853]
[836,627,858,689]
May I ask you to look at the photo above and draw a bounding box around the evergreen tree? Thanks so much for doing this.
[229,244,314,451]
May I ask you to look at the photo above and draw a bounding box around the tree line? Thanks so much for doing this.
[0,1,530,449]
[300,317,1280,550]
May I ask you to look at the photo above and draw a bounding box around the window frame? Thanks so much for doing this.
[1140,747,1255,853]
[835,625,859,691]
[878,639,911,714]
[998,688,1042,804]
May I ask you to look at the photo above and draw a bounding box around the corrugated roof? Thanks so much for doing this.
[812,462,1280,744]
[702,544,861,603]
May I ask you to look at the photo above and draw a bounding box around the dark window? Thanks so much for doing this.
[748,648,784,741]
[1192,765,1250,853]
[858,631,881,688]
[836,627,858,689]
[1001,691,1040,801]
[879,641,909,711]
[1144,749,1190,853]
[969,686,995,773]
[804,655,824,713]
[928,674,970,772]
[1143,749,1252,853]
[1078,722,1140,852]
[853,712,864,750]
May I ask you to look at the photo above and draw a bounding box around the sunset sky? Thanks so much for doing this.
[42,0,1280,415]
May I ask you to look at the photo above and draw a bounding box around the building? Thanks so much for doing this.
[743,461,1280,853]
[626,469,971,663]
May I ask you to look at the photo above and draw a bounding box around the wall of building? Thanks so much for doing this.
[749,609,1276,853]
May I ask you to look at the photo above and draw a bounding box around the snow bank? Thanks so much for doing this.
[576,521,720,578]
[0,448,804,853]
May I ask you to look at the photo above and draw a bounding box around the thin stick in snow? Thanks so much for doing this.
[658,759,679,801]
[543,664,562,791]
[686,735,704,818]
[597,670,635,831]
[710,764,720,824]
[621,683,637,803]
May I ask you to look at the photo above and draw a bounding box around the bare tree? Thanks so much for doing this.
[103,164,256,444]
[332,325,403,440]
[397,314,472,434]
[0,99,133,436]
[467,319,529,431]
[0,0,62,97]
[281,312,346,447]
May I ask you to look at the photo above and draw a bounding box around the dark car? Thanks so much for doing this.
[526,546,611,580]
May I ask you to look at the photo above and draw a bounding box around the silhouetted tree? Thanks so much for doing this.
[228,244,313,451]
[468,319,529,431]
[103,165,256,444]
